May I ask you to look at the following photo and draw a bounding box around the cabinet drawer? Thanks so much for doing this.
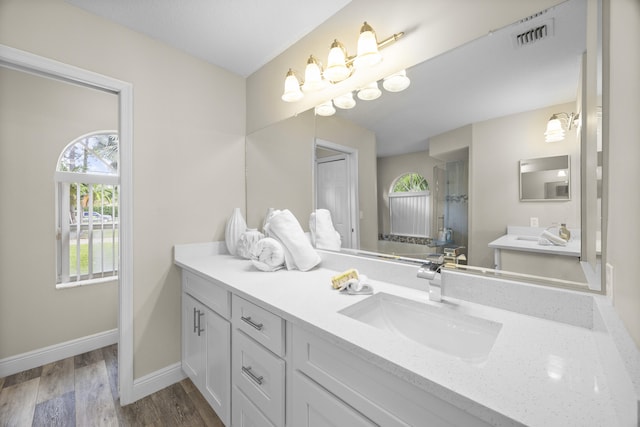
[293,326,491,427]
[233,329,285,427]
[183,270,230,319]
[232,385,276,427]
[232,295,285,356]
[293,372,376,427]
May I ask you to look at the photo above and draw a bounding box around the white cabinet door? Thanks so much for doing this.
[182,293,203,385]
[293,372,377,427]
[203,305,231,426]
[182,291,231,426]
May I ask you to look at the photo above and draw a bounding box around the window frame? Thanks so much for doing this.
[389,172,430,238]
[55,131,119,288]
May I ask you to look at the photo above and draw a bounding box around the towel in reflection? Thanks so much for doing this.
[310,209,341,251]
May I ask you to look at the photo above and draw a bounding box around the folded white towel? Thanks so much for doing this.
[540,230,568,246]
[265,209,321,271]
[309,209,342,251]
[251,237,285,272]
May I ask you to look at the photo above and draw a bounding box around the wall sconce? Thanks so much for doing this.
[281,21,404,102]
[544,112,580,142]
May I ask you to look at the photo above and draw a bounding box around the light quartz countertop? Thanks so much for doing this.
[175,243,638,427]
[489,225,581,257]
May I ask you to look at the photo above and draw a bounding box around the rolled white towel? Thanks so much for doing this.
[251,237,285,272]
[309,209,341,250]
[265,209,321,271]
[237,229,265,259]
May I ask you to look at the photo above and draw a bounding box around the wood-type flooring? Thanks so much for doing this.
[0,344,224,426]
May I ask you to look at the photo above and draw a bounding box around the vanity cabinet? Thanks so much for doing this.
[231,295,286,427]
[181,271,231,426]
[181,267,490,427]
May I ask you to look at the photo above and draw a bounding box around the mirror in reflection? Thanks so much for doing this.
[520,155,571,201]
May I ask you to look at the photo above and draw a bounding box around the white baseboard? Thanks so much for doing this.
[132,362,186,402]
[0,329,118,377]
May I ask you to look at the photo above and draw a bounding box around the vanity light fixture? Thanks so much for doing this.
[281,21,404,102]
[313,70,411,117]
[544,112,580,142]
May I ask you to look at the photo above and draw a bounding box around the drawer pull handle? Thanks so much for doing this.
[197,311,205,336]
[193,307,198,333]
[240,316,264,331]
[241,366,264,385]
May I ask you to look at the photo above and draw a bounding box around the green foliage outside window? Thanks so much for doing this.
[392,173,429,192]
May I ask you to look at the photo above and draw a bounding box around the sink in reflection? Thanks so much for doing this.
[516,236,539,241]
[339,293,502,363]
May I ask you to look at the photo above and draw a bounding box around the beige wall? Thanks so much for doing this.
[469,102,581,268]
[245,110,315,230]
[0,0,246,378]
[377,151,443,237]
[315,115,377,249]
[0,67,118,359]
[607,0,640,348]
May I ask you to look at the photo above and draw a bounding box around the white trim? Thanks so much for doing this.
[132,362,186,402]
[0,329,117,378]
[56,276,118,290]
[0,44,135,404]
[55,171,119,185]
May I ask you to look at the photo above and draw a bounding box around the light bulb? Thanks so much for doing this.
[281,69,303,102]
[315,100,336,116]
[302,55,327,92]
[545,115,565,142]
[354,22,382,68]
[383,69,410,92]
[333,92,356,109]
[357,81,382,101]
[324,40,351,82]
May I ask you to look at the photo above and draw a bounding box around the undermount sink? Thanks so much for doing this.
[339,293,502,363]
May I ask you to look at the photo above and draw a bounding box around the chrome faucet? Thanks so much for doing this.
[417,262,443,302]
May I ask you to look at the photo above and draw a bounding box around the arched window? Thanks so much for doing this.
[389,172,430,237]
[55,131,119,286]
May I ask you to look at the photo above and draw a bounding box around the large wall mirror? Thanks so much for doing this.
[246,0,604,292]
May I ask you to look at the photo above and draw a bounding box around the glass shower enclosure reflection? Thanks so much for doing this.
[433,160,468,256]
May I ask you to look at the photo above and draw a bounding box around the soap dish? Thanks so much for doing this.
[340,284,374,296]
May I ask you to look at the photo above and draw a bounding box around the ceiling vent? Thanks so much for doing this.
[513,18,554,48]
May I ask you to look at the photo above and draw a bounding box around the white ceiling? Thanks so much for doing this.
[65,0,351,77]
[65,0,587,157]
